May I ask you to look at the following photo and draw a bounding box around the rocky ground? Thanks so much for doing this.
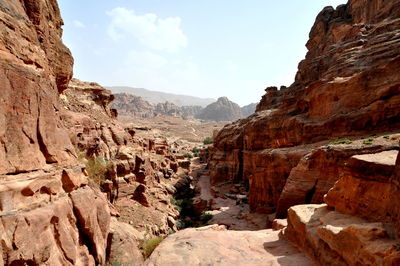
[1,0,399,265]
[119,114,225,153]
[146,225,313,266]
[144,159,315,265]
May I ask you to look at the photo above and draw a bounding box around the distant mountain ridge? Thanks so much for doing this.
[111,92,258,122]
[106,86,215,107]
[196,97,243,122]
[241,103,257,117]
[111,93,204,119]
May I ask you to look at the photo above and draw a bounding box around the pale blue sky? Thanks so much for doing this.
[59,0,347,106]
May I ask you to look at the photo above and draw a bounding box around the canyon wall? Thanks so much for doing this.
[61,79,192,264]
[208,0,400,216]
[0,1,111,264]
[285,149,400,264]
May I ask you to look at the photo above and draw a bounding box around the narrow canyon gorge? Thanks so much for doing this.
[0,0,399,265]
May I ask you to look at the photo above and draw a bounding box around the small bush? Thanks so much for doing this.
[330,138,352,145]
[175,220,184,230]
[142,236,164,258]
[176,198,194,217]
[192,147,201,157]
[383,135,390,139]
[363,138,374,145]
[199,212,213,223]
[85,157,112,184]
[170,198,182,212]
[192,147,201,153]
[203,137,214,145]
[183,153,193,159]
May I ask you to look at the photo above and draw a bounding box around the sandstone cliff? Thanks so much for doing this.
[285,149,400,264]
[61,79,191,264]
[204,0,400,264]
[0,1,110,264]
[208,0,400,217]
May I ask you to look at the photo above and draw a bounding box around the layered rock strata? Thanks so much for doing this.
[208,0,400,216]
[285,149,400,265]
[0,1,110,264]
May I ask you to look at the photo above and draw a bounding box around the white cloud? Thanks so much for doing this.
[125,50,168,69]
[108,50,199,95]
[107,7,188,52]
[72,20,85,28]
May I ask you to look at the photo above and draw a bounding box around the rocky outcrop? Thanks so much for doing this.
[0,0,75,174]
[0,1,113,265]
[324,149,400,236]
[275,143,399,218]
[63,79,116,120]
[208,0,400,217]
[196,97,243,122]
[107,218,145,266]
[61,79,196,265]
[285,148,400,265]
[112,93,156,118]
[145,225,313,266]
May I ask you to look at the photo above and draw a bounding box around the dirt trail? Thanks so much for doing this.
[145,158,315,265]
[190,159,267,230]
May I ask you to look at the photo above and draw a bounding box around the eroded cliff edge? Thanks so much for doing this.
[0,1,109,264]
[205,0,400,264]
[208,0,400,215]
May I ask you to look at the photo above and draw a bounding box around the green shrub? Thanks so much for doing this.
[192,147,201,157]
[203,137,214,145]
[85,157,112,184]
[183,153,193,159]
[175,220,184,230]
[142,236,164,258]
[383,135,390,139]
[330,138,352,145]
[192,147,201,153]
[170,198,182,212]
[200,212,213,223]
[363,138,374,145]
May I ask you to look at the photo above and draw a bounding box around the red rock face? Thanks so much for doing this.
[275,145,398,218]
[208,0,400,215]
[0,1,111,265]
[284,149,400,265]
[324,149,400,236]
[0,0,74,174]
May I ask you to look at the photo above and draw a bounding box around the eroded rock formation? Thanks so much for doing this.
[0,1,110,264]
[285,149,400,264]
[0,0,75,174]
[208,0,400,217]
